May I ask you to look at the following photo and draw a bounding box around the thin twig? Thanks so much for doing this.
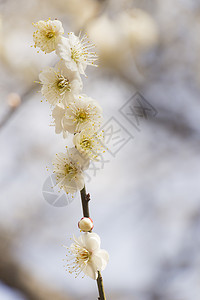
[0,84,38,132]
[80,186,90,217]
[97,271,106,300]
[80,186,106,300]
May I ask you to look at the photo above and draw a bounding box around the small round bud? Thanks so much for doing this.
[78,217,94,232]
[7,93,21,108]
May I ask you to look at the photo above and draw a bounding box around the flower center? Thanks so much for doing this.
[77,110,87,122]
[64,163,77,176]
[80,139,92,150]
[45,30,55,39]
[57,75,71,91]
[77,248,90,262]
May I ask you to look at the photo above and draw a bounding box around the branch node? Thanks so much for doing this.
[86,193,90,202]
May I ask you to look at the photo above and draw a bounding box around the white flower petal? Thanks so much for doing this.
[93,249,109,271]
[83,263,98,280]
[78,233,100,251]
[86,237,100,252]
[52,105,65,134]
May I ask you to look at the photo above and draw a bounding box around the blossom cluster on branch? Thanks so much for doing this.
[33,19,108,283]
[33,18,104,194]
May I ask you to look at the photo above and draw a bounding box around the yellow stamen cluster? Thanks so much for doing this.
[57,74,71,91]
[64,163,77,176]
[65,244,91,278]
[80,139,92,150]
[69,33,98,66]
[77,110,87,123]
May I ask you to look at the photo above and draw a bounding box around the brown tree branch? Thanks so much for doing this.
[80,186,106,300]
[80,186,90,218]
[97,271,106,300]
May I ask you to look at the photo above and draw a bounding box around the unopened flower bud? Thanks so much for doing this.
[7,93,21,108]
[78,217,94,232]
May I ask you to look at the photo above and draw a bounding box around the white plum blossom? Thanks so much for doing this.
[52,95,103,136]
[56,32,98,75]
[33,19,64,53]
[60,95,103,134]
[52,148,89,194]
[64,232,109,279]
[73,127,105,160]
[39,60,82,106]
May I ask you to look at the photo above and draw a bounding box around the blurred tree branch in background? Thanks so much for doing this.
[0,84,38,132]
[0,228,73,300]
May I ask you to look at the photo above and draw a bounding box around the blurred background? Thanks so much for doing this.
[0,0,200,299]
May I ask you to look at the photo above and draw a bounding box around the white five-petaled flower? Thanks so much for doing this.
[73,127,105,161]
[39,60,82,106]
[33,19,64,53]
[52,95,103,136]
[64,232,109,279]
[59,95,103,134]
[56,33,98,75]
[52,148,89,194]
